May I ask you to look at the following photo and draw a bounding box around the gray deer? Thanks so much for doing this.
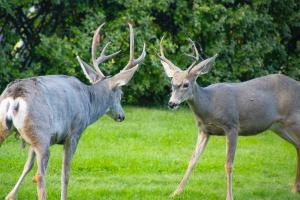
[159,37,300,200]
[0,23,146,200]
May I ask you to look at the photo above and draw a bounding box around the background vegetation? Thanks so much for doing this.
[1,107,299,199]
[0,0,299,105]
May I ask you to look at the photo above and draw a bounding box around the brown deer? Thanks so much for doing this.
[159,36,300,200]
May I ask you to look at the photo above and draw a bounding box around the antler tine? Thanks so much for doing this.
[188,38,199,60]
[91,23,105,77]
[96,42,121,64]
[129,23,134,66]
[123,23,146,71]
[187,38,200,69]
[160,35,166,57]
[134,43,146,64]
[91,23,121,77]
[159,36,180,70]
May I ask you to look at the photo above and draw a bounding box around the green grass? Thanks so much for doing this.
[0,107,299,199]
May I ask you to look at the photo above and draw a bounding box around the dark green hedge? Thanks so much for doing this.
[0,0,299,105]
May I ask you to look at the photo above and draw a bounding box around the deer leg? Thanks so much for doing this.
[272,125,300,192]
[284,121,300,193]
[33,146,50,200]
[61,136,80,200]
[225,129,238,200]
[272,124,298,146]
[292,148,300,193]
[171,131,209,197]
[279,117,300,193]
[5,147,35,200]
[271,123,300,192]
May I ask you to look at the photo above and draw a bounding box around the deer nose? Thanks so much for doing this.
[168,101,177,109]
[117,115,125,122]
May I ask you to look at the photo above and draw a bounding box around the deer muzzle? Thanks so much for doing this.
[168,101,179,110]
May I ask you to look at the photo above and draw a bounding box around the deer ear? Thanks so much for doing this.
[77,56,102,84]
[108,65,139,89]
[188,54,217,77]
[160,60,178,78]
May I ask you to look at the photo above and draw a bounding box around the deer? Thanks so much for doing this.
[0,23,146,200]
[159,36,300,200]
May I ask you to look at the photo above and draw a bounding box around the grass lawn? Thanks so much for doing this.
[0,107,299,199]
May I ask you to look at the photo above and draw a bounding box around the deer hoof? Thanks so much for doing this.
[169,190,180,198]
[5,194,15,200]
[169,193,176,199]
[292,184,300,193]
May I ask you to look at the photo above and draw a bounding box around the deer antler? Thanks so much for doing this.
[159,36,181,72]
[91,23,121,77]
[122,23,146,71]
[186,38,200,69]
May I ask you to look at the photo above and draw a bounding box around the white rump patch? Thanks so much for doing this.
[11,98,28,130]
[0,97,13,129]
[0,97,28,130]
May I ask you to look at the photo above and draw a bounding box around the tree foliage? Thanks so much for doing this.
[0,0,299,105]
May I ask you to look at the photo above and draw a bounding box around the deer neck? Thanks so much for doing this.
[187,83,211,120]
[87,80,112,124]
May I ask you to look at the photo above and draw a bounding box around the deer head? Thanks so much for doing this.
[77,23,146,121]
[159,36,217,109]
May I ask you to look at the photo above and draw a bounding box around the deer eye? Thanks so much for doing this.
[182,82,189,88]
